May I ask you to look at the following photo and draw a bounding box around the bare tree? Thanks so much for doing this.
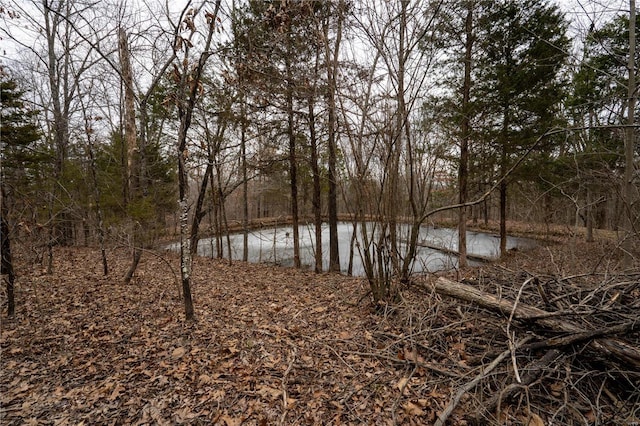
[345,0,445,301]
[173,1,222,321]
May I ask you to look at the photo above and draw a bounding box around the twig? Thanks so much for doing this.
[434,336,532,426]
[279,347,297,426]
[474,348,562,424]
[392,365,417,426]
[342,350,461,378]
[507,277,534,383]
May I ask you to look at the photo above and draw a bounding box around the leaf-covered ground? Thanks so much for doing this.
[2,246,452,425]
[1,231,639,425]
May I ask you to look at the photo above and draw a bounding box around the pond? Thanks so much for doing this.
[187,222,536,276]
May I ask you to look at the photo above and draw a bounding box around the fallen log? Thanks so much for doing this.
[415,241,495,263]
[432,277,640,369]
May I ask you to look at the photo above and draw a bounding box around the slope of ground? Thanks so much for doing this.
[1,234,639,425]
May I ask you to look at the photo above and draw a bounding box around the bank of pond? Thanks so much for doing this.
[169,222,536,276]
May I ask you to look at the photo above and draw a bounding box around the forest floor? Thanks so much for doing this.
[1,222,639,425]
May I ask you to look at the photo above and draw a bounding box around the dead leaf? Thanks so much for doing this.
[526,412,545,426]
[256,385,282,400]
[286,397,297,409]
[396,377,410,391]
[108,383,125,401]
[220,413,242,426]
[338,331,352,339]
[171,347,186,359]
[403,401,425,416]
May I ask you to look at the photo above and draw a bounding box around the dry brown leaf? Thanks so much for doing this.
[108,383,125,401]
[256,385,282,400]
[338,330,353,339]
[286,397,298,409]
[171,347,186,359]
[526,412,545,426]
[221,414,242,426]
[396,377,410,391]
[403,401,425,416]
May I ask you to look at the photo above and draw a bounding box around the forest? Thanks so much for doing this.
[1,0,639,424]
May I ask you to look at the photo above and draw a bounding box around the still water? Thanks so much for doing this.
[188,222,535,276]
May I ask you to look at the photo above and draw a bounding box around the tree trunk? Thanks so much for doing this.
[458,1,473,268]
[1,184,16,316]
[325,2,344,272]
[623,0,637,267]
[190,162,213,255]
[177,110,194,318]
[500,106,510,257]
[119,28,138,203]
[44,1,73,246]
[123,247,142,284]
[586,189,594,243]
[285,34,301,269]
[308,96,323,273]
[500,179,507,256]
[211,179,223,259]
[85,120,108,276]
[241,102,249,262]
[174,0,221,321]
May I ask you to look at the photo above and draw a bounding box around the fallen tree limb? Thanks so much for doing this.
[434,336,533,426]
[470,349,563,425]
[521,321,640,351]
[432,277,640,369]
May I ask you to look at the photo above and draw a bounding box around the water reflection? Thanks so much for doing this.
[187,222,535,276]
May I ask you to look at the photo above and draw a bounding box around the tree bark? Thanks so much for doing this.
[308,95,323,273]
[458,1,473,268]
[123,247,141,285]
[241,101,249,262]
[623,0,637,267]
[118,28,137,204]
[1,184,16,317]
[285,44,301,269]
[83,113,108,276]
[44,0,73,246]
[190,162,213,255]
[174,0,221,321]
[500,179,507,256]
[325,2,344,272]
[586,189,594,243]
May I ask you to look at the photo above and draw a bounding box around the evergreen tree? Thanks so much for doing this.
[1,75,44,188]
[558,13,640,238]
[475,0,570,255]
[1,73,42,316]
